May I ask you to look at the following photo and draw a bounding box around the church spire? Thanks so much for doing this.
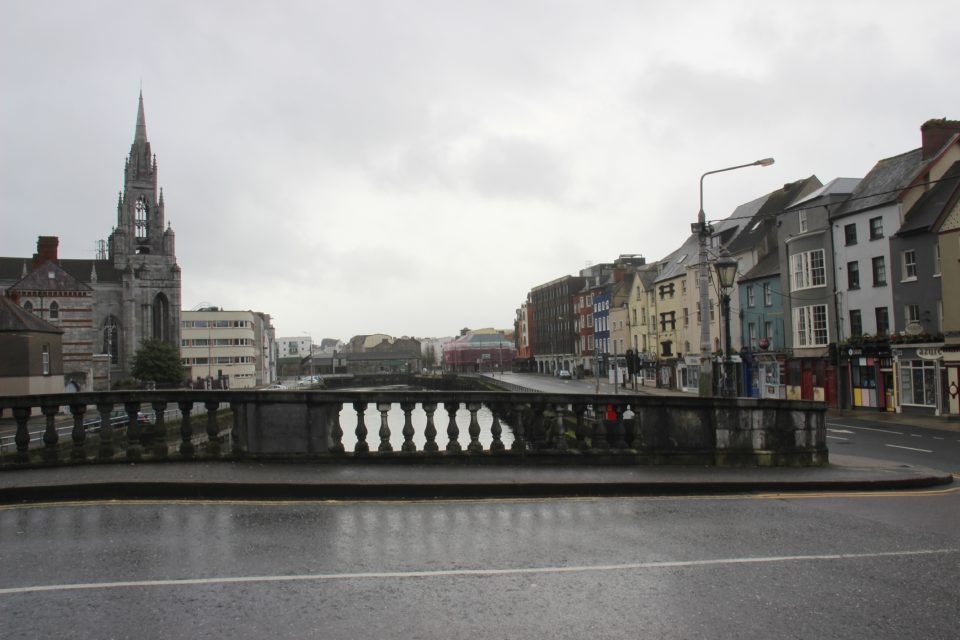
[135,90,148,144]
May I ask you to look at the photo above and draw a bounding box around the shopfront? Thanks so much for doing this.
[893,344,945,416]
[839,343,893,411]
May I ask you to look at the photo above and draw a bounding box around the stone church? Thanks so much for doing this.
[0,93,181,390]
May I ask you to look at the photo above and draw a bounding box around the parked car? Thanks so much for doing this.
[265,383,288,390]
[558,369,572,379]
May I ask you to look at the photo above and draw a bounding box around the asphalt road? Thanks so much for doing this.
[826,416,960,474]
[2,489,958,639]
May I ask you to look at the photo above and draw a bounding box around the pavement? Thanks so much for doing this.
[0,453,954,503]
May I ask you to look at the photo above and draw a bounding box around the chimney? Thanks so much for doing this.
[921,119,960,160]
[32,236,59,270]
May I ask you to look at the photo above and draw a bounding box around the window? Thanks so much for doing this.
[661,341,673,357]
[48,301,59,319]
[869,217,883,240]
[23,300,33,313]
[935,243,941,276]
[709,301,715,322]
[681,279,687,295]
[42,344,50,375]
[746,285,755,307]
[135,197,149,239]
[748,323,757,348]
[791,249,826,290]
[872,256,886,286]
[683,308,690,327]
[798,210,808,233]
[841,263,857,292]
[900,360,937,407]
[763,282,772,306]
[659,312,676,332]
[875,307,889,335]
[844,223,857,246]
[764,321,773,341]
[793,305,829,347]
[696,303,701,324]
[905,304,920,324]
[902,250,917,280]
[849,310,863,337]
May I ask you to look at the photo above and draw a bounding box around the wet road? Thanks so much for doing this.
[2,490,959,639]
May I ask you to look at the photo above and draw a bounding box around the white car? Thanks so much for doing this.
[265,383,288,390]
[558,369,572,379]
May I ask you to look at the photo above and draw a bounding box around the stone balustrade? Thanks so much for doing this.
[0,389,827,467]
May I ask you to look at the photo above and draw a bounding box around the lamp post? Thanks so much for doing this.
[696,157,774,397]
[714,249,739,397]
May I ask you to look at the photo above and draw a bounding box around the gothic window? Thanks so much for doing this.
[135,197,149,239]
[103,316,121,364]
[23,300,33,313]
[153,293,170,342]
[49,301,59,320]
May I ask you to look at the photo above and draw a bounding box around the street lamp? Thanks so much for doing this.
[714,249,739,398]
[695,157,774,397]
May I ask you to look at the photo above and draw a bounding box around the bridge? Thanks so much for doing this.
[1,375,826,468]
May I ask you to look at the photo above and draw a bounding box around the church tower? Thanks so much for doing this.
[102,92,181,373]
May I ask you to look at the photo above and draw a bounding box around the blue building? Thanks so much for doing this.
[738,252,787,398]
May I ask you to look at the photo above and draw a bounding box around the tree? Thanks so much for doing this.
[131,339,184,385]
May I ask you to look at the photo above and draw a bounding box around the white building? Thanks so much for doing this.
[276,336,313,359]
[181,308,274,389]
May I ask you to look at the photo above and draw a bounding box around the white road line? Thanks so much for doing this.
[933,437,944,441]
[910,434,923,438]
[0,549,954,596]
[826,436,849,441]
[828,429,854,434]
[826,423,903,435]
[885,444,933,453]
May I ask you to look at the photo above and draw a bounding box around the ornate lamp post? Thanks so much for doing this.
[695,158,774,397]
[714,249,739,398]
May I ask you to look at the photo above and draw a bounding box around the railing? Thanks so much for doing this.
[0,389,828,467]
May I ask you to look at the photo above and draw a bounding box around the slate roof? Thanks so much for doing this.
[787,177,862,210]
[897,160,960,236]
[0,257,122,286]
[726,177,821,255]
[0,295,63,334]
[830,149,924,219]
[8,260,93,294]
[739,249,780,283]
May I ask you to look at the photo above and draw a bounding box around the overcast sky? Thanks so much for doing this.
[2,1,957,341]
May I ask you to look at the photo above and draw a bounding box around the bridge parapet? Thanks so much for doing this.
[0,390,827,467]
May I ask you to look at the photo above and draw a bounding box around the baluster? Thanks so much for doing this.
[41,404,60,463]
[400,401,416,453]
[97,402,115,460]
[552,404,568,452]
[329,402,345,453]
[377,402,393,452]
[509,403,526,453]
[178,400,194,458]
[612,403,628,449]
[70,404,87,461]
[353,401,369,453]
[151,401,168,458]
[629,404,644,450]
[12,407,31,463]
[573,404,588,451]
[205,400,221,456]
[422,402,439,453]
[445,401,461,453]
[593,402,610,450]
[489,404,505,452]
[531,403,547,449]
[125,401,142,460]
[467,402,482,453]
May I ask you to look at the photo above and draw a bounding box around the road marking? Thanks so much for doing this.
[0,549,954,596]
[885,444,933,453]
[910,434,923,438]
[826,423,903,435]
[827,428,854,434]
[933,437,944,441]
[826,435,849,441]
